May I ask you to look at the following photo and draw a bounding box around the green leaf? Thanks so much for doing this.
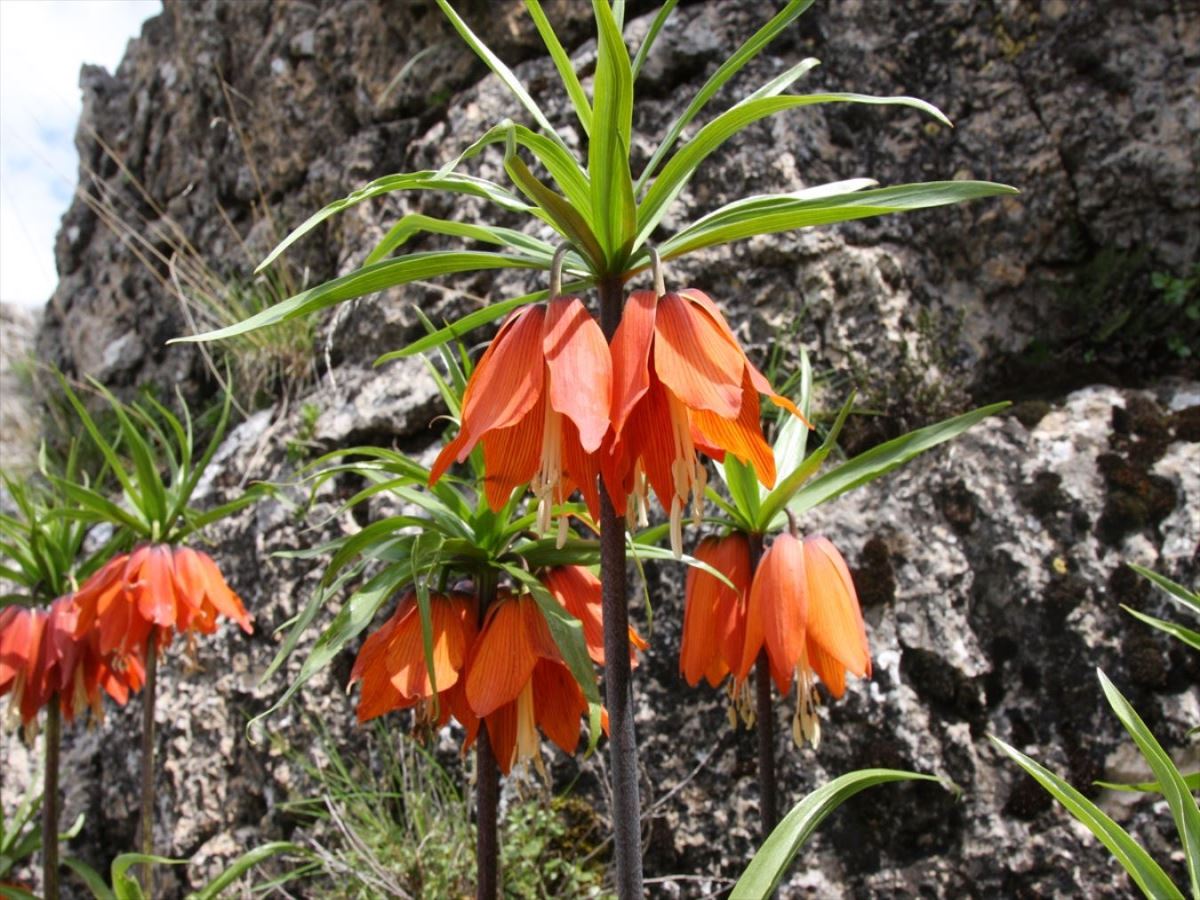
[770,350,813,481]
[64,858,116,900]
[719,454,761,526]
[364,213,556,267]
[1098,669,1200,896]
[1096,773,1200,794]
[174,252,544,344]
[637,85,961,245]
[448,120,593,218]
[251,563,413,727]
[990,735,1185,900]
[256,171,531,273]
[1122,606,1200,652]
[733,768,948,897]
[636,0,815,195]
[781,402,1009,523]
[630,0,678,80]
[435,0,565,146]
[505,150,606,267]
[589,0,637,265]
[110,854,188,900]
[186,843,306,900]
[375,289,547,362]
[525,0,592,135]
[661,181,1019,259]
[1128,564,1200,617]
[757,390,854,531]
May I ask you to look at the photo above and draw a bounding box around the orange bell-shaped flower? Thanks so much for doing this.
[429,298,612,540]
[464,591,593,776]
[73,544,253,661]
[349,590,479,741]
[606,289,802,556]
[541,565,647,666]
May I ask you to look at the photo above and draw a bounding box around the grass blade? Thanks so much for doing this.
[1122,606,1200,652]
[364,214,556,267]
[1128,564,1200,617]
[990,735,1185,900]
[186,843,305,900]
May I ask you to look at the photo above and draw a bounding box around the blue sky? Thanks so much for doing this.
[0,0,161,308]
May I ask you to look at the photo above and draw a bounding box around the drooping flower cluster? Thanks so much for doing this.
[1,544,252,734]
[429,288,801,554]
[351,566,645,775]
[1,597,141,733]
[681,532,871,747]
[73,543,254,657]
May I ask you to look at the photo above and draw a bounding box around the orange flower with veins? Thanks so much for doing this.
[73,544,253,663]
[681,533,870,746]
[605,289,803,556]
[429,297,612,543]
[349,590,479,739]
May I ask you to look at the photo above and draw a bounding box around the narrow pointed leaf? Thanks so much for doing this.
[662,181,1019,259]
[734,768,948,897]
[435,0,565,144]
[256,171,531,272]
[1098,669,1200,896]
[175,252,544,344]
[364,213,556,267]
[505,148,606,266]
[1122,606,1200,652]
[781,402,1009,523]
[636,0,815,194]
[990,735,1185,900]
[631,0,678,79]
[375,289,548,362]
[187,843,306,900]
[1096,773,1200,794]
[589,0,637,262]
[1128,564,1200,617]
[525,0,592,134]
[757,390,854,530]
[639,93,956,246]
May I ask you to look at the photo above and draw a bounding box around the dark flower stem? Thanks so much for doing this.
[43,696,61,900]
[141,628,158,897]
[597,273,643,899]
[475,571,500,900]
[749,533,778,837]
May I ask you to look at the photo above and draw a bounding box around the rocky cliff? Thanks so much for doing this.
[9,0,1199,896]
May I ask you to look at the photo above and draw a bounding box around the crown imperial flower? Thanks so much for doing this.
[429,297,612,541]
[606,289,802,556]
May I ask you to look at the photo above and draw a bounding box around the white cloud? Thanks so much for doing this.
[0,0,161,308]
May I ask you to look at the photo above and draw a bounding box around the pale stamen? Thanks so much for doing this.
[791,648,822,749]
[531,394,566,539]
[666,394,705,558]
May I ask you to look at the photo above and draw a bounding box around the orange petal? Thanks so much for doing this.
[520,594,562,662]
[465,596,537,717]
[532,659,585,754]
[691,372,776,488]
[135,545,179,629]
[460,305,546,436]
[428,426,473,486]
[392,595,468,700]
[485,703,518,775]
[621,373,680,512]
[544,296,612,453]
[542,566,604,664]
[481,392,547,511]
[803,536,871,679]
[610,289,657,438]
[653,292,743,418]
[745,534,808,687]
[562,419,602,521]
[681,535,749,687]
[807,640,848,698]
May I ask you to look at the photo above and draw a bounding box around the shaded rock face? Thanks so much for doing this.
[13,0,1200,897]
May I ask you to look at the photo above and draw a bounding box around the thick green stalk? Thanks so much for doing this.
[43,697,61,900]
[597,274,643,898]
[748,533,777,837]
[475,571,500,900]
[141,629,158,897]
